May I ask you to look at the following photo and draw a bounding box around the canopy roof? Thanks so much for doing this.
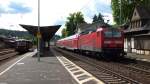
[20,24,61,41]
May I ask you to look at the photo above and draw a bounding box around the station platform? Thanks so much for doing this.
[126,53,150,62]
[0,49,78,84]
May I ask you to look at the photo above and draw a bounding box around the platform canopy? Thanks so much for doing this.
[20,24,61,41]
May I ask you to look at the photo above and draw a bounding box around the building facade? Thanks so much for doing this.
[76,21,109,33]
[124,6,150,55]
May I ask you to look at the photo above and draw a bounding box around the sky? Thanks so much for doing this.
[0,0,112,35]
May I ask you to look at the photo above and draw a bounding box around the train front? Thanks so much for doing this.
[101,28,125,58]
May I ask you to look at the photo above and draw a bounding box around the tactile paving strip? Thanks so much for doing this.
[56,56,104,84]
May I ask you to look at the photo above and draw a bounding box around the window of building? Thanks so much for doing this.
[134,12,137,16]
[139,21,141,27]
[137,21,139,28]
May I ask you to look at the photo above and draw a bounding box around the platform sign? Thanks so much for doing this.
[37,31,41,38]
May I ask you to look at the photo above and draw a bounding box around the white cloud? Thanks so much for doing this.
[103,13,114,24]
[99,0,111,5]
[55,0,113,35]
[0,0,113,35]
[0,14,25,30]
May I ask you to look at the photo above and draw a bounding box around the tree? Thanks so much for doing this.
[92,13,104,23]
[111,0,150,25]
[61,28,67,38]
[65,12,85,36]
[65,13,76,36]
[75,12,85,24]
[92,15,98,23]
[97,13,104,23]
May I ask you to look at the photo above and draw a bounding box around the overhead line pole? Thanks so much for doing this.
[37,0,40,62]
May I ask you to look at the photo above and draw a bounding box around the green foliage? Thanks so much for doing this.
[32,37,37,45]
[0,29,38,45]
[0,29,32,39]
[111,0,150,25]
[64,12,85,36]
[92,13,104,23]
[61,28,67,38]
[93,15,98,23]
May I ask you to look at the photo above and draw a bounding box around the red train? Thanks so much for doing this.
[56,26,125,59]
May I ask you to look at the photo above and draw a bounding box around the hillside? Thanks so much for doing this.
[0,29,33,40]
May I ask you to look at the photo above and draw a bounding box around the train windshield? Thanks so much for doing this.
[104,31,121,38]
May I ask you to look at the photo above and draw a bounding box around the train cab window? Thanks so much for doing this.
[112,32,121,37]
[104,31,112,38]
[104,31,121,38]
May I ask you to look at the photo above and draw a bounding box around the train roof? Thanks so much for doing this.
[58,34,79,41]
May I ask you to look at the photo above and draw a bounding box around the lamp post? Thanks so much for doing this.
[37,0,40,62]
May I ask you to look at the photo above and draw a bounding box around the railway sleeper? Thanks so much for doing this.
[100,77,122,81]
[106,81,128,84]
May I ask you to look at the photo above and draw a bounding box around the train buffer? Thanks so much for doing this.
[0,49,79,84]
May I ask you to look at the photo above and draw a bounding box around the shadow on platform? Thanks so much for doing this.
[32,48,54,57]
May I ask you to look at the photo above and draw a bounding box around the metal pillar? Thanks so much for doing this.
[48,41,50,50]
[37,0,40,62]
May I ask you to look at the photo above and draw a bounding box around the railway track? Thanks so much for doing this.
[54,47,150,84]
[0,49,18,61]
[109,59,150,78]
[126,59,150,72]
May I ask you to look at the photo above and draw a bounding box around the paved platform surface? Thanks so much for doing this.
[126,53,150,62]
[0,50,78,84]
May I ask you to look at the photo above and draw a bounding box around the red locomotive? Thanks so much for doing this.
[56,25,125,59]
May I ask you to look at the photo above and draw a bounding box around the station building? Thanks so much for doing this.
[124,6,150,55]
